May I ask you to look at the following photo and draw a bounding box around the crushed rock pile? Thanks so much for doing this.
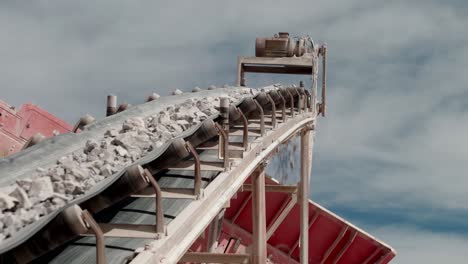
[0,88,253,241]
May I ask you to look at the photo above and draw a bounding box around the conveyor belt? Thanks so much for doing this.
[1,86,311,263]
[0,87,256,255]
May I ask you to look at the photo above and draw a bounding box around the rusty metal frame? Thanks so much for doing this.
[266,94,277,128]
[253,100,265,136]
[185,141,202,198]
[215,123,230,170]
[237,107,249,151]
[143,169,165,236]
[81,210,107,264]
[131,113,316,264]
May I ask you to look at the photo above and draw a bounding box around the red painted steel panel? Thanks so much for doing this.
[0,100,71,157]
[222,178,396,263]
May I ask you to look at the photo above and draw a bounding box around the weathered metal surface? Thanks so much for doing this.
[0,88,253,255]
[224,177,397,264]
[0,100,72,157]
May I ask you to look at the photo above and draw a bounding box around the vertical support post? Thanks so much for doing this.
[266,94,277,128]
[219,98,230,169]
[215,123,230,170]
[237,108,249,151]
[185,141,202,198]
[251,165,267,264]
[206,209,225,252]
[254,100,265,136]
[286,89,295,117]
[278,92,287,122]
[237,57,245,86]
[298,94,304,114]
[321,44,327,117]
[300,127,312,263]
[106,94,117,116]
[144,169,165,236]
[312,48,319,116]
[81,210,107,264]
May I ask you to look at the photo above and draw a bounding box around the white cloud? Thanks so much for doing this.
[369,225,468,264]
[1,0,468,257]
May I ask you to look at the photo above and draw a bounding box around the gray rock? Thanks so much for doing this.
[16,179,33,192]
[84,139,98,154]
[115,146,128,157]
[176,120,190,129]
[29,177,54,203]
[104,129,119,138]
[172,89,183,95]
[100,164,114,177]
[9,187,32,209]
[122,117,145,131]
[0,193,18,210]
[63,180,84,195]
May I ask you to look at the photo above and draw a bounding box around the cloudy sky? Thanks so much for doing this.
[1,1,467,262]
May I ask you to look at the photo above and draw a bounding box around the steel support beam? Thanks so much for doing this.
[266,194,297,239]
[362,247,381,264]
[242,184,297,193]
[333,231,357,264]
[132,115,315,264]
[180,252,250,263]
[320,226,348,264]
[300,127,311,263]
[289,210,319,256]
[206,210,225,252]
[251,166,267,264]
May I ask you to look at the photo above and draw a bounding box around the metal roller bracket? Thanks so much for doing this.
[236,108,249,151]
[215,123,230,170]
[253,100,266,136]
[143,169,166,237]
[185,141,202,199]
[266,94,277,128]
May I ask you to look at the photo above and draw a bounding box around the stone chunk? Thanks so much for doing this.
[0,193,18,210]
[84,139,99,154]
[29,177,54,203]
[100,164,114,177]
[63,180,84,195]
[115,146,128,157]
[9,187,32,209]
[16,179,32,192]
[172,89,183,95]
[104,129,119,138]
[176,120,190,129]
[122,117,145,131]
